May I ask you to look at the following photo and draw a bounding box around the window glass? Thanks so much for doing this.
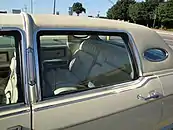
[37,31,134,99]
[40,35,68,47]
[0,31,23,106]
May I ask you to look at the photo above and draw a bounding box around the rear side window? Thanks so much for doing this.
[37,31,136,100]
[0,31,24,106]
[144,48,168,62]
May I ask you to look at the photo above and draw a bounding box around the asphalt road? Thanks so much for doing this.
[156,31,173,46]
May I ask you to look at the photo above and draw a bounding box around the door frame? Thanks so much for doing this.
[0,27,31,128]
[33,28,143,102]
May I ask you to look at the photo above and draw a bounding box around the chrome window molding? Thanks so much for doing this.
[33,28,143,102]
[0,103,30,118]
[33,76,156,111]
[0,27,29,106]
[33,30,42,102]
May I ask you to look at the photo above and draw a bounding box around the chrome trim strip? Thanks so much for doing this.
[0,27,29,105]
[0,104,30,118]
[143,68,173,77]
[158,71,173,77]
[34,93,113,112]
[0,110,29,119]
[33,28,143,101]
[33,76,156,111]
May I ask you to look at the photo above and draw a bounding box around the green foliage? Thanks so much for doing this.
[129,2,148,24]
[157,0,173,28]
[129,1,158,26]
[157,3,167,26]
[107,0,136,21]
[107,0,173,28]
[72,2,86,16]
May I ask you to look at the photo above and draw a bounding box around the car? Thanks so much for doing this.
[0,12,173,130]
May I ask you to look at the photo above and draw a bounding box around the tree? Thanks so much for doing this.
[146,0,164,3]
[129,0,164,27]
[157,0,173,28]
[107,0,173,28]
[107,0,136,21]
[72,2,86,16]
[157,3,167,27]
[145,0,159,24]
[129,2,148,25]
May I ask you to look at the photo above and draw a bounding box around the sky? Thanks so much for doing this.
[0,0,116,16]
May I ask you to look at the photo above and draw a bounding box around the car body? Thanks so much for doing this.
[0,13,173,130]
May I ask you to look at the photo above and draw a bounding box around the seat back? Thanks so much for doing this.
[88,42,132,85]
[69,37,100,81]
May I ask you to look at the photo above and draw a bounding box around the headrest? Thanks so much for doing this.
[79,39,100,56]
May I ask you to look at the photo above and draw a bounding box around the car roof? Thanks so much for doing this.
[31,14,146,30]
[1,13,173,75]
[0,14,23,28]
[0,13,149,30]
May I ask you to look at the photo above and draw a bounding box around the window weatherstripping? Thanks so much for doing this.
[144,48,168,62]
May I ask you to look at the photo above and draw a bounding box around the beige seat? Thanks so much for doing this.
[90,43,130,75]
[69,37,100,81]
[45,36,132,96]
[87,42,132,85]
[44,37,100,96]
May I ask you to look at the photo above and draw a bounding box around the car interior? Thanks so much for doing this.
[39,34,134,98]
[0,31,23,105]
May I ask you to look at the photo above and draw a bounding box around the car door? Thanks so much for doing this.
[32,29,163,130]
[157,72,173,129]
[0,28,31,130]
[32,77,163,130]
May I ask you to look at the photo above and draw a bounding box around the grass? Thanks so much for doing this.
[152,28,173,33]
[157,28,173,32]
[166,29,173,32]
